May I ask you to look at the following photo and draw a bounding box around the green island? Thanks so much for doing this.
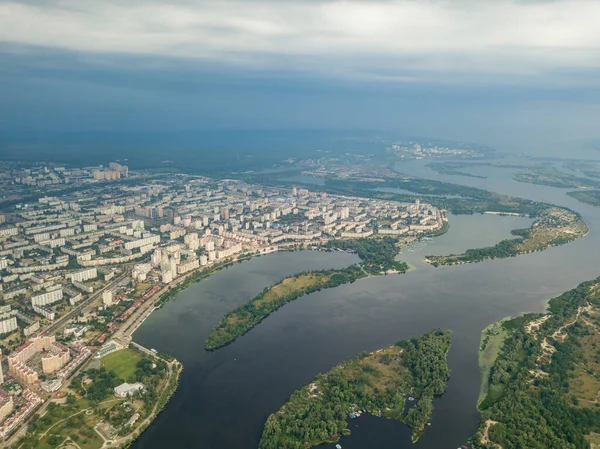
[514,167,600,188]
[14,348,181,449]
[425,206,588,266]
[470,277,600,448]
[563,160,600,179]
[324,236,410,274]
[205,237,410,350]
[259,329,452,449]
[427,162,487,179]
[204,266,367,350]
[568,189,600,207]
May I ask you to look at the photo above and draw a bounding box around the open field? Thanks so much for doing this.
[102,348,144,381]
[477,320,509,406]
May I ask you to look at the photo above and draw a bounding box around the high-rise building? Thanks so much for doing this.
[102,290,113,307]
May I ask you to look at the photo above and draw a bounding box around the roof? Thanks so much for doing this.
[114,382,144,396]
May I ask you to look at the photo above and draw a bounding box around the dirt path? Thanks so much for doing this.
[38,409,88,439]
[525,315,550,338]
[481,419,503,448]
[552,305,588,341]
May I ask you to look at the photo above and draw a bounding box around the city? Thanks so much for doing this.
[0,161,444,446]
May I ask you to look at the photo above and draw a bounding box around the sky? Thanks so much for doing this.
[1,0,600,153]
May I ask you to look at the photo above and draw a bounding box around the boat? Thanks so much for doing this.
[336,445,342,449]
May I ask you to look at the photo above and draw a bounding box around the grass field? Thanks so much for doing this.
[478,321,509,407]
[253,273,328,308]
[102,349,144,381]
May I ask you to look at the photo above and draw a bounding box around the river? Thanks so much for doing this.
[131,161,600,449]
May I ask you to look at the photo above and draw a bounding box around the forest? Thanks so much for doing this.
[325,236,409,274]
[259,329,451,449]
[471,277,600,448]
[568,190,600,207]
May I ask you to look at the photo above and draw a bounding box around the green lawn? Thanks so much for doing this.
[101,349,143,381]
[478,322,509,407]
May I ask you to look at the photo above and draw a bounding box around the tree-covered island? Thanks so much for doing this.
[568,189,600,207]
[324,236,410,274]
[470,277,600,448]
[204,266,367,349]
[259,329,452,449]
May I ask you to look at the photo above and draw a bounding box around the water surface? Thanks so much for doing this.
[132,164,600,449]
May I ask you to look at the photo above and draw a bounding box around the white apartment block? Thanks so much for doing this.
[67,267,97,283]
[34,233,51,242]
[31,288,63,307]
[124,235,160,250]
[39,238,66,248]
[0,228,18,237]
[102,290,113,307]
[33,305,55,320]
[0,317,17,335]
[177,258,199,275]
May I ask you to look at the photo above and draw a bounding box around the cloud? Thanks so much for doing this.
[1,0,600,84]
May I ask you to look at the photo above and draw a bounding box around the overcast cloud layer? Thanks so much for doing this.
[2,0,600,84]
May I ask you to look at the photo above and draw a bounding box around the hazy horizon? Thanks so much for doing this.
[1,1,600,160]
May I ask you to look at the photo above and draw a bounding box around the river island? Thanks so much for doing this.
[258,329,452,449]
[205,237,410,350]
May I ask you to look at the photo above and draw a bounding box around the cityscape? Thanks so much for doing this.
[0,160,443,445]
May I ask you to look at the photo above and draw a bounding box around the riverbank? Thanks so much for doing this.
[470,277,600,448]
[477,319,510,407]
[258,329,452,449]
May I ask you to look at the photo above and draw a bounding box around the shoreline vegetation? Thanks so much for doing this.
[513,167,600,189]
[470,277,600,448]
[477,319,510,407]
[426,162,487,179]
[205,237,409,350]
[567,189,600,207]
[204,266,366,350]
[425,206,588,266]
[258,329,452,449]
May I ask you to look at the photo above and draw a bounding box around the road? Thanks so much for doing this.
[43,270,130,335]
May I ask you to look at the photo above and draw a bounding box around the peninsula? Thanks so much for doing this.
[426,206,587,266]
[471,277,600,448]
[259,329,452,449]
[205,236,410,350]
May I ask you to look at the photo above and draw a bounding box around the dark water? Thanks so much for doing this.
[131,163,600,449]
